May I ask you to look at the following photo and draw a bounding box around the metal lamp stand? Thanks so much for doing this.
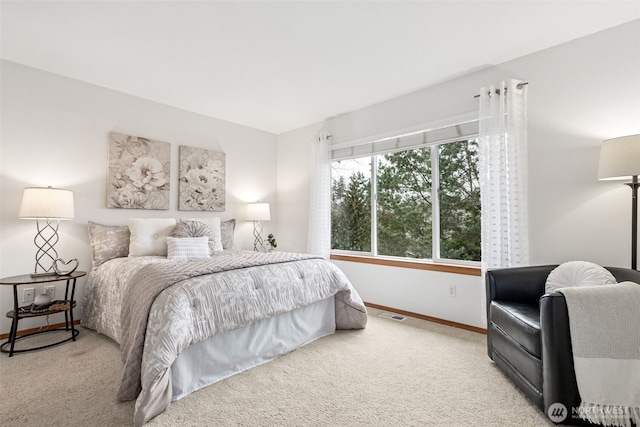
[625,175,639,270]
[253,220,266,252]
[31,218,61,277]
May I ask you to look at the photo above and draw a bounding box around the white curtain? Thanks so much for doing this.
[478,79,529,272]
[307,132,332,258]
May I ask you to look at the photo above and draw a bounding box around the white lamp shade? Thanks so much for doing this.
[19,187,75,220]
[598,134,640,180]
[246,202,271,221]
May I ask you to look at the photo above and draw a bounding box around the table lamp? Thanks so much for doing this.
[246,202,270,251]
[19,186,75,276]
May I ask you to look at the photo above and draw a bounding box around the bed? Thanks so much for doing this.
[82,218,367,426]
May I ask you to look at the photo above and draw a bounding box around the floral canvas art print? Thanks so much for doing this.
[179,145,226,211]
[107,132,171,210]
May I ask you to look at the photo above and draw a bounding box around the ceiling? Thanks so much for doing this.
[2,1,639,134]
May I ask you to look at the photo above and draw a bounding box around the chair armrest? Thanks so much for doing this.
[540,293,581,416]
[486,265,556,308]
[606,267,640,283]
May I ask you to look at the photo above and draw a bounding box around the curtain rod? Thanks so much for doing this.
[473,81,529,98]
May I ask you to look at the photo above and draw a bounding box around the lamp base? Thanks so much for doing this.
[253,220,266,252]
[30,271,59,278]
[31,218,62,276]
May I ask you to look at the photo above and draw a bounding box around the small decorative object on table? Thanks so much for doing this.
[33,293,52,306]
[267,234,277,252]
[53,258,79,276]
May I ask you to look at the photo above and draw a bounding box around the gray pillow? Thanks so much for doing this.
[178,217,223,253]
[88,221,130,267]
[166,236,210,259]
[220,219,236,250]
[171,220,213,254]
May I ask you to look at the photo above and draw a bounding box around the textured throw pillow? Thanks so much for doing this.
[88,221,130,266]
[179,217,223,253]
[172,220,211,238]
[166,236,210,259]
[220,219,236,250]
[545,261,617,294]
[128,218,177,256]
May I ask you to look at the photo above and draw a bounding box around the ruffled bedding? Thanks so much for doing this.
[82,250,367,425]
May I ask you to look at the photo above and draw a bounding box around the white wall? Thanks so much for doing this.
[277,20,640,329]
[0,60,278,334]
[276,122,323,253]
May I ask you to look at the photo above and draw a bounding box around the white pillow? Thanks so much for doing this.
[545,261,617,294]
[166,236,210,259]
[180,217,223,253]
[128,218,177,256]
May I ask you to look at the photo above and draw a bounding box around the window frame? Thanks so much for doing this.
[330,134,481,268]
[330,253,481,276]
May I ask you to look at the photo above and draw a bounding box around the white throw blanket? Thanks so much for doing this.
[558,282,640,427]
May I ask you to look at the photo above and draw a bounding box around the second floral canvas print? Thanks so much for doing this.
[107,132,171,210]
[179,145,226,211]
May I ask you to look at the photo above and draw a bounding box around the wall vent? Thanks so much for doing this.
[378,312,406,321]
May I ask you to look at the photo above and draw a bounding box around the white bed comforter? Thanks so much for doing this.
[82,251,367,426]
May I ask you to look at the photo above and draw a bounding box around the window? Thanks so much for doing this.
[331,119,480,264]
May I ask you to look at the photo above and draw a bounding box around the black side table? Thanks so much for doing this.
[1,271,86,356]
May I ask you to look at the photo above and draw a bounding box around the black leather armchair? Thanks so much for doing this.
[485,265,640,425]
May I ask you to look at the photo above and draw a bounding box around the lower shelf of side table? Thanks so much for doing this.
[6,300,76,319]
[2,300,78,355]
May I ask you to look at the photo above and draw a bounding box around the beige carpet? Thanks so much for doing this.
[0,308,555,427]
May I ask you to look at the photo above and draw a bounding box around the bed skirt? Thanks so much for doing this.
[171,296,336,400]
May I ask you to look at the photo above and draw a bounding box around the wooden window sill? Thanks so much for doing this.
[330,253,481,276]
